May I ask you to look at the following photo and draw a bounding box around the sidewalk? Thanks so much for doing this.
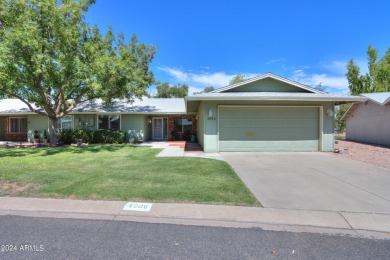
[1,197,390,240]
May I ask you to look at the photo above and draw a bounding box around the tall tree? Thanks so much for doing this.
[0,0,156,145]
[155,82,188,98]
[335,104,350,133]
[229,74,247,85]
[346,45,390,95]
[193,86,214,95]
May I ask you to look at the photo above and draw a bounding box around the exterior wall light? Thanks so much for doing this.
[326,108,334,117]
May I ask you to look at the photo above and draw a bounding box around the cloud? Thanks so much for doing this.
[191,72,233,87]
[158,67,257,89]
[321,61,347,75]
[290,58,372,94]
[291,69,348,92]
[158,67,189,81]
[320,59,369,76]
[266,58,287,65]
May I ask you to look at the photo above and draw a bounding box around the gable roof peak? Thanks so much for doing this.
[212,72,324,94]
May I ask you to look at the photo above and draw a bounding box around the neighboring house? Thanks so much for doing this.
[341,92,390,146]
[0,73,365,151]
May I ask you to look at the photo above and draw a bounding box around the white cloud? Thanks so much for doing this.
[320,59,369,76]
[291,69,348,92]
[158,67,257,89]
[290,58,372,94]
[266,58,287,65]
[321,61,347,75]
[158,67,189,81]
[191,72,233,87]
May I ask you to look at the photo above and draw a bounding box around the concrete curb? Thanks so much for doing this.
[1,197,390,240]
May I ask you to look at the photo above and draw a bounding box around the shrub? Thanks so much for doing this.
[58,129,127,144]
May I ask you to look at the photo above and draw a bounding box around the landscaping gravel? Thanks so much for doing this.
[333,140,390,169]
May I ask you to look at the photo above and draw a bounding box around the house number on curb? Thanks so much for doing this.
[123,202,153,212]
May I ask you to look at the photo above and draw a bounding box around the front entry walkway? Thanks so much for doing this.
[137,141,224,161]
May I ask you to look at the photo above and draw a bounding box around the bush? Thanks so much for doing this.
[58,129,127,145]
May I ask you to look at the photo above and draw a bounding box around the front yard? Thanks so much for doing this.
[0,145,259,206]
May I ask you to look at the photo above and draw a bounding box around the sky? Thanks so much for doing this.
[85,0,390,95]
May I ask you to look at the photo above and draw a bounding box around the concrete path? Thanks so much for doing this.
[0,197,390,240]
[136,141,224,160]
[221,152,390,214]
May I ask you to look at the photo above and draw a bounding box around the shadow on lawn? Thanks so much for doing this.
[0,144,133,157]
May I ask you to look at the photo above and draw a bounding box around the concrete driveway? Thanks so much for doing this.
[221,152,390,214]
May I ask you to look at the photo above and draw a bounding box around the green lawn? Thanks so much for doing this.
[0,145,260,206]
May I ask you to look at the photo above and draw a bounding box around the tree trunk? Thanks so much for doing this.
[48,117,59,146]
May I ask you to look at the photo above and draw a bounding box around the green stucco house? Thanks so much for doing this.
[0,73,365,151]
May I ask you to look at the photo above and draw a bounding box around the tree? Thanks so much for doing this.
[229,74,247,85]
[193,86,214,95]
[346,45,390,95]
[0,0,156,145]
[203,86,215,93]
[155,82,188,98]
[314,83,326,92]
[334,104,350,133]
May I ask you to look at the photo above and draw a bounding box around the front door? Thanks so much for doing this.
[152,117,168,140]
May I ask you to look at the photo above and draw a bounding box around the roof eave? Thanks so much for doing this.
[0,112,36,115]
[341,103,358,121]
[0,111,187,115]
[186,96,368,102]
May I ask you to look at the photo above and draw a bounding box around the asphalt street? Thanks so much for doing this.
[1,215,390,259]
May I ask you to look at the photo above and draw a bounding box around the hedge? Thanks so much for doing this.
[58,129,127,144]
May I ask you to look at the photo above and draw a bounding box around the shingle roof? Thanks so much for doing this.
[361,92,390,105]
[0,98,186,114]
[0,99,41,114]
[186,92,367,103]
[72,98,186,114]
[341,92,390,121]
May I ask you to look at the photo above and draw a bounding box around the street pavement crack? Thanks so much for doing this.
[338,211,354,230]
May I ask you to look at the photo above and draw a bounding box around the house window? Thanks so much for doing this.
[174,118,192,133]
[60,115,73,129]
[9,117,28,133]
[98,115,120,130]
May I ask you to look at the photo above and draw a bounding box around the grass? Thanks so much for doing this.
[0,145,260,206]
[335,132,346,140]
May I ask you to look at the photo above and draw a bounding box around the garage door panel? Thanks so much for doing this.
[221,141,320,152]
[219,107,319,152]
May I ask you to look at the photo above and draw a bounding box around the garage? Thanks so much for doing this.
[218,106,320,152]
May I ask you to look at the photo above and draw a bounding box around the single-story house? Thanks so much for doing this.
[341,92,390,146]
[0,73,366,151]
[0,98,195,143]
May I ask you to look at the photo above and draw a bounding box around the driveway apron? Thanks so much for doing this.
[221,152,390,214]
